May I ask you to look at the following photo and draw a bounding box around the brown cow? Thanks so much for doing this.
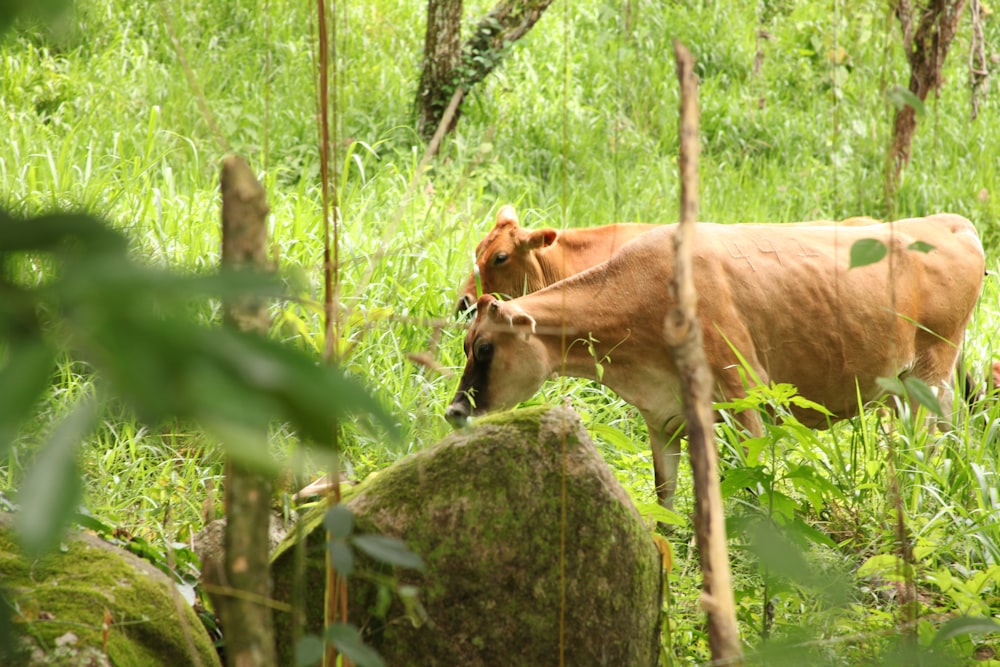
[455,205,657,314]
[446,215,985,512]
[455,205,880,314]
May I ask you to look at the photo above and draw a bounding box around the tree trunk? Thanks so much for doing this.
[416,0,463,139]
[218,155,277,667]
[416,0,554,139]
[888,0,967,182]
[665,41,744,667]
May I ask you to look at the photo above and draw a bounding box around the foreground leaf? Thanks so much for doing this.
[294,635,325,667]
[0,339,54,456]
[352,534,425,571]
[931,615,1000,645]
[324,623,385,667]
[16,401,96,556]
[903,376,944,417]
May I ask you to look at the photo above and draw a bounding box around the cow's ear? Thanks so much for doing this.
[525,228,558,249]
[495,205,519,228]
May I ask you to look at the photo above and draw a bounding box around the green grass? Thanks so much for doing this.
[3,0,1000,663]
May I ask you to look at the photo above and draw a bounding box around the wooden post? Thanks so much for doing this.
[665,41,744,666]
[219,155,277,667]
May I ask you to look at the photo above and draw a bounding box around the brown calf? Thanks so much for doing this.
[456,205,880,314]
[456,205,656,314]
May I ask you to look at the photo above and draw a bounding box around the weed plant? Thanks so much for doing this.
[2,0,1000,663]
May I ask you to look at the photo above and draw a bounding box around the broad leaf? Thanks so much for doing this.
[876,376,905,396]
[0,589,12,663]
[0,211,126,255]
[352,534,425,571]
[324,623,385,667]
[0,0,71,37]
[16,401,96,556]
[294,634,325,667]
[0,339,54,456]
[887,84,926,116]
[324,504,354,540]
[327,539,355,577]
[849,238,887,269]
[633,502,685,527]
[930,615,1000,645]
[903,376,944,417]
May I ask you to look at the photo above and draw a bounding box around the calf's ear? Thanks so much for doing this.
[524,228,558,249]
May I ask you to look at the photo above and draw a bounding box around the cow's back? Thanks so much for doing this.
[610,217,984,423]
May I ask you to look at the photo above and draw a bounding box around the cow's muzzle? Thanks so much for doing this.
[445,401,470,428]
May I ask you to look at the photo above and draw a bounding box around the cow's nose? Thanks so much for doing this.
[445,402,470,428]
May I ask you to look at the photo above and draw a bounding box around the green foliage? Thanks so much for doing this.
[0,208,396,554]
[2,0,999,664]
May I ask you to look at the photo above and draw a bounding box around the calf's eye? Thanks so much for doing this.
[474,340,494,362]
[493,252,509,266]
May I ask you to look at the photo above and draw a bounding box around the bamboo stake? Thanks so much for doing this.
[665,41,744,667]
[219,155,278,667]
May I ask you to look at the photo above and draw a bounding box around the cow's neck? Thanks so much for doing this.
[524,263,664,386]
[536,226,631,286]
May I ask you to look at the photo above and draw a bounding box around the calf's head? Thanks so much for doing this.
[446,294,549,427]
[455,205,558,315]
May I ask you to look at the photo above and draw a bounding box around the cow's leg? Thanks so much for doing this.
[910,339,963,431]
[734,408,764,438]
[648,416,686,512]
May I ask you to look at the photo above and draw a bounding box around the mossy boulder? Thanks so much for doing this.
[0,513,221,667]
[272,406,662,666]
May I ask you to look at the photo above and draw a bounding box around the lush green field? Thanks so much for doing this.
[3,0,1000,663]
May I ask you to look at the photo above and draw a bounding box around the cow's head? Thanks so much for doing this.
[455,205,558,316]
[445,294,549,427]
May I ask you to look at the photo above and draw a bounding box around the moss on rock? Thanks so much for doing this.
[272,406,662,666]
[0,513,220,667]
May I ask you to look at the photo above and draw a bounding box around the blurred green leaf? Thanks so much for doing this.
[0,211,126,255]
[908,240,935,254]
[324,623,385,667]
[633,502,686,527]
[875,376,944,418]
[16,400,95,556]
[849,238,887,269]
[0,208,400,557]
[294,634,324,667]
[887,84,926,116]
[327,539,355,577]
[903,376,944,417]
[743,517,844,598]
[0,339,54,456]
[0,0,71,36]
[931,615,1000,645]
[0,587,13,662]
[352,535,425,571]
[324,505,354,539]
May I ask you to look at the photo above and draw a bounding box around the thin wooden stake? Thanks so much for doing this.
[666,41,744,667]
[219,155,278,667]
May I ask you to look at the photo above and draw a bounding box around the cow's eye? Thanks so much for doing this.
[492,252,509,266]
[474,339,494,362]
